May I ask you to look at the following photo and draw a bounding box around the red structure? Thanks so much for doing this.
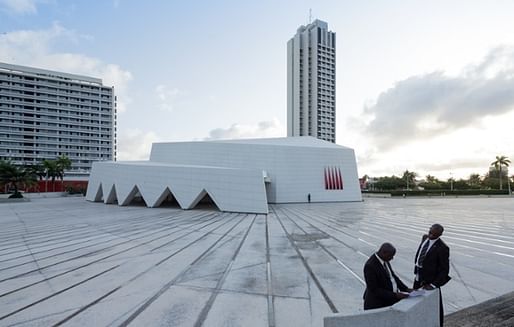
[23,180,88,193]
[324,167,344,190]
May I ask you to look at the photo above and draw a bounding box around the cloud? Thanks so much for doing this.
[117,129,160,161]
[155,85,182,112]
[0,22,133,112]
[0,0,38,14]
[362,46,514,151]
[204,118,285,140]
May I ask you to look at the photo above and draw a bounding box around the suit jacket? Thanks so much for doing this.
[414,238,451,287]
[363,254,409,310]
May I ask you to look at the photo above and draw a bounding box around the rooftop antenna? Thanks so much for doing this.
[309,8,312,23]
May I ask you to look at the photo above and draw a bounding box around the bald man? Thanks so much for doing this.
[363,243,410,310]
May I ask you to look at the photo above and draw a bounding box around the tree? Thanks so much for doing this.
[491,156,511,190]
[0,161,37,198]
[56,155,72,190]
[402,170,417,190]
[468,174,482,189]
[419,175,443,190]
[425,175,438,184]
[28,163,46,182]
[374,175,405,191]
[453,179,470,190]
[43,159,59,192]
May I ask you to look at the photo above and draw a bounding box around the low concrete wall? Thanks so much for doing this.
[362,193,392,198]
[324,289,439,327]
[0,192,67,199]
[23,192,67,199]
[0,197,30,203]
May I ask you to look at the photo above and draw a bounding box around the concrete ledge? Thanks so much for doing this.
[0,192,67,199]
[0,197,30,203]
[324,289,439,327]
[362,193,392,198]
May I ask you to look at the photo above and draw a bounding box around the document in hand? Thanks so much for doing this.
[409,289,426,297]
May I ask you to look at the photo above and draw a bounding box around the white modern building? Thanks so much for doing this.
[86,137,361,214]
[287,19,336,143]
[0,62,116,175]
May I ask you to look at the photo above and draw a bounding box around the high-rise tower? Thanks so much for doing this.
[0,62,116,176]
[287,19,336,143]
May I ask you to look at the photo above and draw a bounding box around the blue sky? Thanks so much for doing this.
[1,0,514,179]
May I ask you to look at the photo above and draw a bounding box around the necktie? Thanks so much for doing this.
[418,241,430,266]
[383,262,391,279]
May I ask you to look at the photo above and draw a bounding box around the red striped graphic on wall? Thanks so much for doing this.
[325,166,344,190]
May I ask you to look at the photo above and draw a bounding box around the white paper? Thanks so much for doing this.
[409,289,425,297]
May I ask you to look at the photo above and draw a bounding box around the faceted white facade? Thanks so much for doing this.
[86,137,361,214]
[287,20,336,143]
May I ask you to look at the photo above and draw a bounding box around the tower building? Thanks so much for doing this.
[0,62,116,176]
[287,19,336,143]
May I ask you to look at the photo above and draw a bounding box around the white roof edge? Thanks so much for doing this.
[94,160,265,171]
[152,136,352,149]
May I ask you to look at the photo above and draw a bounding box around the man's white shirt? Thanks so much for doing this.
[375,253,398,292]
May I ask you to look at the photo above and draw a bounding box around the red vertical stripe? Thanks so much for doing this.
[335,167,339,189]
[331,168,334,189]
[331,167,336,190]
[324,168,328,189]
[335,168,339,189]
[339,168,344,189]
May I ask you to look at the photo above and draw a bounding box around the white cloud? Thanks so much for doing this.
[204,118,285,140]
[362,46,514,151]
[0,0,38,14]
[349,46,514,179]
[155,84,182,112]
[117,129,160,161]
[356,109,514,179]
[0,22,133,112]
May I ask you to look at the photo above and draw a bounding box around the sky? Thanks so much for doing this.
[1,0,514,180]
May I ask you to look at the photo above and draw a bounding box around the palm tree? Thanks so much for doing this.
[402,170,417,190]
[468,173,482,188]
[56,155,72,190]
[28,163,46,182]
[0,161,37,198]
[425,175,438,184]
[43,159,58,192]
[491,155,511,190]
[25,163,46,193]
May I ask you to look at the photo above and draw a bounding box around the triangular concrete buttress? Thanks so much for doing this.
[119,185,147,207]
[93,183,103,202]
[104,184,118,204]
[151,187,183,208]
[188,189,221,211]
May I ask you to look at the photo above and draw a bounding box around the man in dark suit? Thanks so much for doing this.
[414,224,451,326]
[363,243,410,310]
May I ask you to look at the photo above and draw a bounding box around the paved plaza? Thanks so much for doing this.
[1,196,513,326]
